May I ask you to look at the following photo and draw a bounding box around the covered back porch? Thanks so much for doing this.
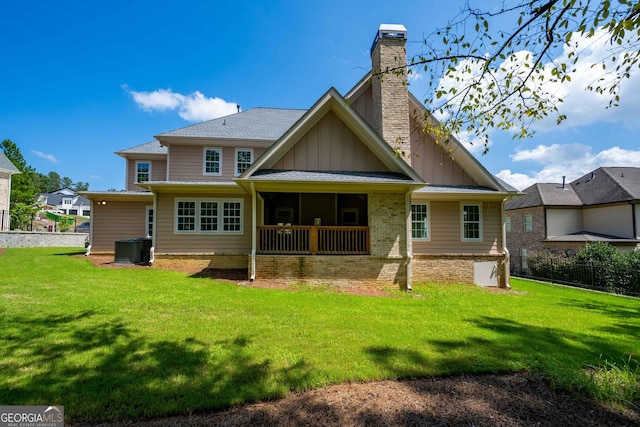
[256,192,369,255]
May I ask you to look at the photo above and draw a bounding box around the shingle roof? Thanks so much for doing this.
[116,140,167,155]
[156,108,307,140]
[544,231,640,243]
[0,151,20,173]
[506,167,640,210]
[571,167,640,205]
[250,169,414,184]
[506,183,583,210]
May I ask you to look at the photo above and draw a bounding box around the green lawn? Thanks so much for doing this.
[1,248,638,423]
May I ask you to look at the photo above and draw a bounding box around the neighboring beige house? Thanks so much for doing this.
[83,24,519,289]
[506,167,640,273]
[0,150,20,231]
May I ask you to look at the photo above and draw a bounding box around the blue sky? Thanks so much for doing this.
[2,0,639,191]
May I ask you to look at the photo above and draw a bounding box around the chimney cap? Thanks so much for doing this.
[371,24,407,56]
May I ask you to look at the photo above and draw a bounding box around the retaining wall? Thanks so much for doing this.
[0,231,87,248]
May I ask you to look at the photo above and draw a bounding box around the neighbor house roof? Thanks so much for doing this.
[506,167,640,210]
[506,183,582,210]
[544,231,640,244]
[0,151,20,174]
[155,108,307,140]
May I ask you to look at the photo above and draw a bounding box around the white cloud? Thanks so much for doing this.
[496,143,640,189]
[430,27,640,138]
[31,150,57,163]
[124,87,239,122]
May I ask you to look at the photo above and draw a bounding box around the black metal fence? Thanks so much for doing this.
[513,256,640,297]
[0,211,88,233]
[0,209,8,231]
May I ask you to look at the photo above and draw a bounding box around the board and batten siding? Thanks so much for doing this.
[272,110,389,172]
[91,200,151,253]
[168,145,267,181]
[154,192,252,254]
[584,204,634,238]
[546,208,583,237]
[126,159,167,191]
[412,200,502,255]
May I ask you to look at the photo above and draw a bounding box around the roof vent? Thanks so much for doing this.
[371,24,407,56]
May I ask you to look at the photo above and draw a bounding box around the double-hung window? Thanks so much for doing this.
[235,149,253,176]
[523,214,533,232]
[136,161,151,183]
[461,203,482,241]
[411,203,429,240]
[203,148,222,175]
[175,198,243,233]
[505,217,512,233]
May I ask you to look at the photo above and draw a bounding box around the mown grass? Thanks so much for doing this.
[1,248,638,423]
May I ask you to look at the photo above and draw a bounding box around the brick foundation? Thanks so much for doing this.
[255,255,408,289]
[412,254,508,287]
[153,253,249,273]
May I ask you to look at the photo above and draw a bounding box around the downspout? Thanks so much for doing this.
[405,190,412,291]
[85,199,93,256]
[250,182,257,281]
[149,192,158,266]
[502,198,511,289]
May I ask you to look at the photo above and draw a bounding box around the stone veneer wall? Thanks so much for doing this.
[0,172,10,230]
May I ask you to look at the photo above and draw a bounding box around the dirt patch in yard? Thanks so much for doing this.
[75,254,639,427]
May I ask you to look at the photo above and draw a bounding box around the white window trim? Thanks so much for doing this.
[411,203,430,241]
[135,160,152,184]
[460,202,483,242]
[146,206,154,238]
[203,147,222,176]
[174,198,244,234]
[235,148,253,176]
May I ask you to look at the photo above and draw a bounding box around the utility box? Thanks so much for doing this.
[114,238,152,265]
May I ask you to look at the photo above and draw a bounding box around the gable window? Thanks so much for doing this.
[235,149,253,176]
[175,198,243,233]
[411,203,429,240]
[523,214,533,232]
[136,161,151,183]
[461,203,482,241]
[62,198,73,205]
[505,217,511,233]
[146,206,154,238]
[203,148,222,175]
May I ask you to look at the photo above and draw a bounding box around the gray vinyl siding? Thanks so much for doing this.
[91,200,151,252]
[584,204,634,238]
[546,208,583,237]
[411,200,502,255]
[155,192,252,254]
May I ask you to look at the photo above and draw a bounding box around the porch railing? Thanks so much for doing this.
[257,225,369,255]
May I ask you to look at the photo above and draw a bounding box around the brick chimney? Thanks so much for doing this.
[371,24,410,162]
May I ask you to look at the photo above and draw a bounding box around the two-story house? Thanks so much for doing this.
[39,188,91,216]
[83,24,519,289]
[0,150,20,230]
[506,167,640,273]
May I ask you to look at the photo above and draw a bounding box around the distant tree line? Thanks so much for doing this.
[2,138,89,229]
